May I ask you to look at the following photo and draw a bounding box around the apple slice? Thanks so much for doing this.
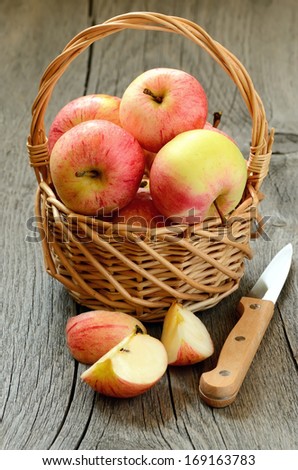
[81,327,168,398]
[161,302,214,366]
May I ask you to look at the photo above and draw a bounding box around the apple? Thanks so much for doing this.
[81,326,168,398]
[119,68,208,153]
[66,310,147,364]
[48,94,121,153]
[149,129,247,223]
[112,190,166,229]
[204,121,235,143]
[143,149,156,175]
[161,302,214,366]
[49,120,145,215]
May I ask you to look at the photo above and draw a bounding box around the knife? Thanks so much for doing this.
[199,243,293,408]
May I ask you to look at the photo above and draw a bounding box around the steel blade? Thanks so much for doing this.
[248,243,293,303]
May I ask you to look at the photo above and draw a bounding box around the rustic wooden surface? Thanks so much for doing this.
[1,0,297,451]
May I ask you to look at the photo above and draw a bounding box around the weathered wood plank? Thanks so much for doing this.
[1,0,297,451]
[1,0,91,450]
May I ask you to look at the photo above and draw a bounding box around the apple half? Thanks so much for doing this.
[66,310,147,365]
[81,327,168,398]
[161,302,214,366]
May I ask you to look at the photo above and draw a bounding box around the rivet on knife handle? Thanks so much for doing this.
[199,297,275,408]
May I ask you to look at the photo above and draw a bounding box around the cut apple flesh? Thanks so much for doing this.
[161,302,214,366]
[110,334,166,383]
[81,331,168,398]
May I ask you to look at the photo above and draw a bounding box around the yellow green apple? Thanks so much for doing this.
[204,121,235,143]
[150,129,247,223]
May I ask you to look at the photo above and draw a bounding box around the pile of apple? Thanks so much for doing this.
[66,303,214,398]
[48,67,248,226]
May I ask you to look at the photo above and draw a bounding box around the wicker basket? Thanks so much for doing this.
[27,12,274,322]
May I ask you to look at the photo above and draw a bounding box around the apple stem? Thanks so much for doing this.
[213,200,228,225]
[213,111,222,128]
[135,325,144,335]
[75,170,100,178]
[143,88,163,103]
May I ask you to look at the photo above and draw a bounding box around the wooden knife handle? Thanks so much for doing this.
[199,297,275,408]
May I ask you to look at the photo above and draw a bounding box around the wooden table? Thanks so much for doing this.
[1,0,297,451]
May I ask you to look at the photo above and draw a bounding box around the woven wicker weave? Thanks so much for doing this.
[27,12,274,322]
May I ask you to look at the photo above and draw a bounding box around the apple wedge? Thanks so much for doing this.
[81,327,168,398]
[161,302,214,366]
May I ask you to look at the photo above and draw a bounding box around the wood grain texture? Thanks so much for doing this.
[1,0,297,451]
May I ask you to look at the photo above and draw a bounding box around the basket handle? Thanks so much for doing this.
[27,11,274,189]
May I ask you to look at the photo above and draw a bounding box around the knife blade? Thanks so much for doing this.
[199,243,293,408]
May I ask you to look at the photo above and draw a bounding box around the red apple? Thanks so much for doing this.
[112,190,166,229]
[119,68,208,153]
[50,120,145,215]
[48,94,121,153]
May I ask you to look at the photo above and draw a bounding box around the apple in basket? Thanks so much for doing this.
[48,94,121,153]
[161,302,214,366]
[149,129,247,223]
[81,326,168,398]
[66,310,147,364]
[112,189,166,229]
[49,119,145,215]
[119,67,208,153]
[143,149,156,174]
[204,121,235,143]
